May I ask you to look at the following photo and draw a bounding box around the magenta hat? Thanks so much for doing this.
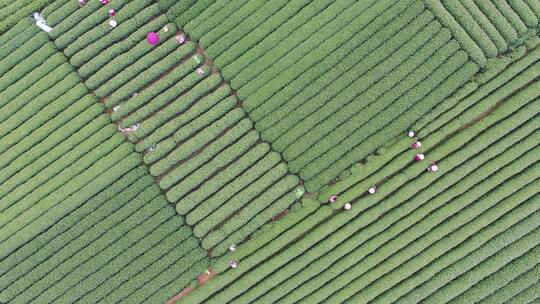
[146,32,160,45]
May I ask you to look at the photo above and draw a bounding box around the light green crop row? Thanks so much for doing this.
[0,63,74,122]
[0,181,160,297]
[135,85,231,152]
[6,191,165,303]
[77,18,172,78]
[281,19,447,166]
[0,139,130,241]
[0,103,103,173]
[187,152,281,226]
[230,0,383,92]
[158,120,255,190]
[56,225,192,303]
[201,174,299,250]
[219,0,343,78]
[173,142,269,211]
[103,42,197,106]
[134,73,222,138]
[36,206,177,303]
[54,0,130,46]
[69,3,162,67]
[241,0,408,109]
[203,0,289,58]
[115,55,204,126]
[63,0,154,57]
[0,52,65,109]
[0,167,150,286]
[145,106,243,169]
[80,235,199,303]
[86,33,185,91]
[180,204,331,304]
[256,0,430,135]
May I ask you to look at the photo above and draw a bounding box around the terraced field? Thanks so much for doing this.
[0,0,538,303]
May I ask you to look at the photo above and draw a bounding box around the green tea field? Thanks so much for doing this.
[0,0,538,303]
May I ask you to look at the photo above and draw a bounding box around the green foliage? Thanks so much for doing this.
[0,167,150,289]
[158,120,255,190]
[103,42,197,106]
[181,205,331,303]
[135,85,231,151]
[0,17,27,46]
[303,59,478,191]
[460,0,508,53]
[134,73,223,139]
[0,73,80,138]
[43,0,79,27]
[239,0,401,106]
[380,195,539,304]
[0,63,74,121]
[183,0,228,37]
[424,0,486,65]
[0,22,205,303]
[186,152,282,226]
[422,224,539,304]
[0,83,85,148]
[473,0,519,44]
[54,225,192,303]
[188,0,250,42]
[201,174,299,249]
[42,0,73,25]
[126,254,208,304]
[417,47,539,137]
[118,59,206,127]
[4,187,163,302]
[211,188,305,257]
[145,106,243,169]
[79,235,200,303]
[63,0,155,58]
[279,19,448,166]
[0,97,99,178]
[76,18,172,78]
[0,25,40,68]
[35,205,176,303]
[218,0,341,77]
[0,32,49,76]
[214,0,322,70]
[0,0,56,34]
[52,0,129,43]
[169,0,211,27]
[203,0,289,58]
[171,139,268,209]
[0,43,57,93]
[0,53,65,108]
[441,0,498,58]
[86,34,185,91]
[492,0,529,35]
[69,3,162,67]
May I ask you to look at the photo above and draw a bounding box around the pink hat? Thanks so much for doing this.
[146,32,160,45]
[176,34,186,44]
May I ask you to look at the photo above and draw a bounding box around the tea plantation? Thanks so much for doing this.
[0,0,538,303]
